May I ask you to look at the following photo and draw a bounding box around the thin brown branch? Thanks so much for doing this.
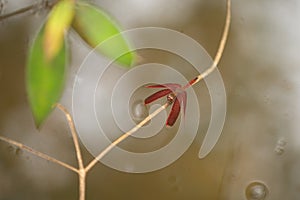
[187,0,231,87]
[0,135,78,173]
[56,104,84,169]
[0,0,57,21]
[78,170,86,200]
[85,103,169,172]
[56,104,86,200]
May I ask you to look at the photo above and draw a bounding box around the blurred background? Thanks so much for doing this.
[1,0,300,199]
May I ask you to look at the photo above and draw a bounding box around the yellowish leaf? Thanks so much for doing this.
[44,0,74,61]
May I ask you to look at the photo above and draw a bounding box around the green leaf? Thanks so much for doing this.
[72,3,134,67]
[27,26,67,128]
[44,0,75,61]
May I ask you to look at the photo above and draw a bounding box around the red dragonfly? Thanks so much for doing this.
[144,83,188,127]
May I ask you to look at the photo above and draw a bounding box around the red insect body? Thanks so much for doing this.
[188,77,198,86]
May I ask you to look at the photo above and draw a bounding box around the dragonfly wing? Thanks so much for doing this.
[166,97,181,127]
[144,89,172,104]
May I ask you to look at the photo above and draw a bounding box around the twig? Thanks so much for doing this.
[56,104,86,200]
[185,0,231,87]
[56,104,84,170]
[78,171,86,200]
[0,0,57,21]
[85,103,169,172]
[0,135,78,173]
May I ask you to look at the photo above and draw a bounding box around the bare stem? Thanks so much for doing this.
[0,135,78,173]
[0,0,57,21]
[79,169,86,200]
[185,0,231,88]
[56,104,84,170]
[56,104,86,200]
[85,103,169,173]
